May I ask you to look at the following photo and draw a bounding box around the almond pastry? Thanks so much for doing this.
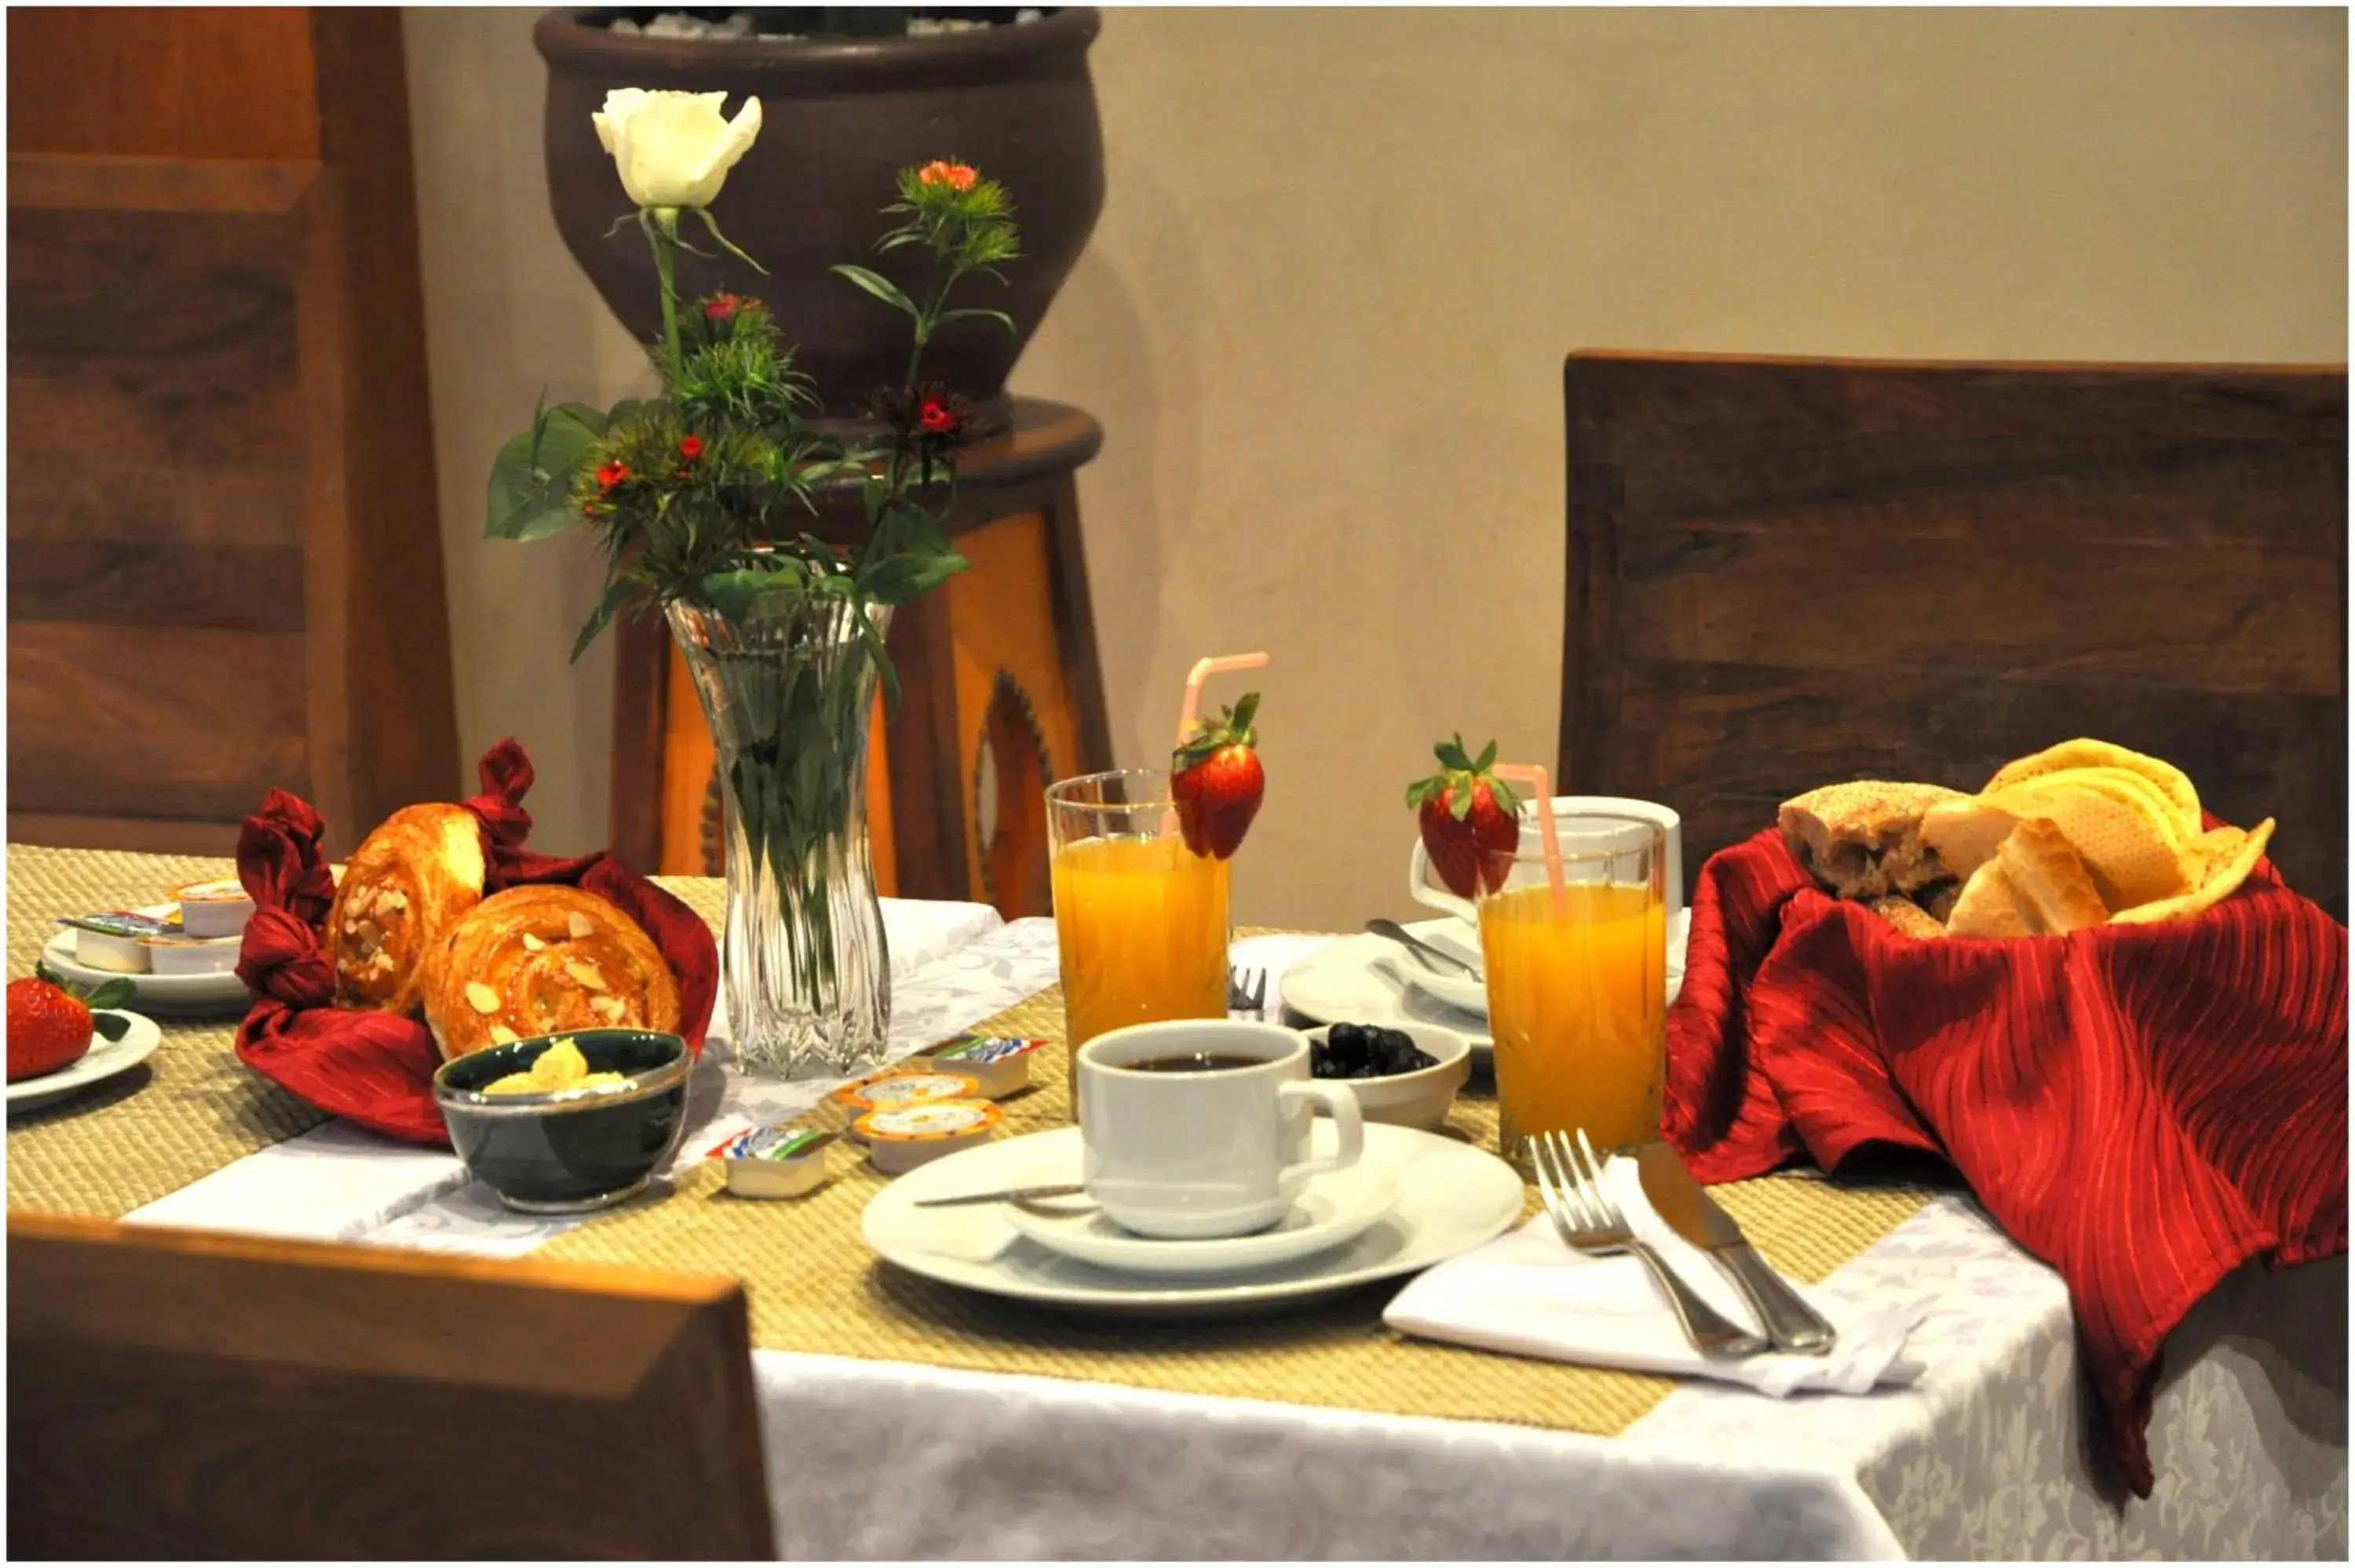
[420,884,681,1061]
[327,804,487,1015]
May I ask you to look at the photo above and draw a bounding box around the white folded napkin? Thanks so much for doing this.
[1384,1154,1926,1396]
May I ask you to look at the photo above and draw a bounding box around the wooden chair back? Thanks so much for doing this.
[7,1213,774,1559]
[1561,352,2348,916]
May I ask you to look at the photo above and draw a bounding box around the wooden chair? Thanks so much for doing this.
[1560,352,2348,917]
[8,1214,773,1559]
[6,10,458,859]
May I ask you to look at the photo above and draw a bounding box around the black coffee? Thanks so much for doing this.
[1125,1052,1266,1074]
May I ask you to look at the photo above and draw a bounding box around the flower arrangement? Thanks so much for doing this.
[484,88,1024,1075]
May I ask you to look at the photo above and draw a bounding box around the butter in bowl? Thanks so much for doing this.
[433,1029,691,1213]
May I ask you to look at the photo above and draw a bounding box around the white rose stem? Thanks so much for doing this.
[1166,651,1271,841]
[1493,763,1568,913]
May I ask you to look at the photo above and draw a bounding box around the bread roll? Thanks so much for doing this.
[1919,799,2022,883]
[1778,781,1968,900]
[1870,896,1948,939]
[1947,859,2035,939]
[1947,818,2109,939]
[328,804,487,1014]
[421,884,681,1060]
[1997,817,2110,934]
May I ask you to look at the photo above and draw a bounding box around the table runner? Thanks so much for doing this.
[539,985,1932,1438]
[5,847,328,1216]
[2,851,730,1220]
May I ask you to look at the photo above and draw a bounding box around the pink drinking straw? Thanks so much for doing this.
[1493,763,1568,913]
[1174,651,1271,749]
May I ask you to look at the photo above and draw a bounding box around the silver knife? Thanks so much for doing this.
[1636,1143,1836,1355]
[913,1183,1088,1209]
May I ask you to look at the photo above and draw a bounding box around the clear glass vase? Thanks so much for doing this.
[666,596,893,1079]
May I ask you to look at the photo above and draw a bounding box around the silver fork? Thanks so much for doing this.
[1528,1130,1769,1359]
[1226,966,1268,1018]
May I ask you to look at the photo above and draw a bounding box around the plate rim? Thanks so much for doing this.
[862,1122,1523,1311]
[5,1009,162,1106]
[1277,933,1495,1050]
[39,921,250,1005]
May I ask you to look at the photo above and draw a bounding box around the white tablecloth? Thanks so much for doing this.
[120,914,2347,1559]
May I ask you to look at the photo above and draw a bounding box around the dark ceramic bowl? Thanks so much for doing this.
[433,1030,692,1214]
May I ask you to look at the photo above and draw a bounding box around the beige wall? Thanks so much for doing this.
[406,6,2346,931]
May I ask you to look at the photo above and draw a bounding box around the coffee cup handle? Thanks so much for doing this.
[1275,1081,1364,1195]
[1407,840,1480,924]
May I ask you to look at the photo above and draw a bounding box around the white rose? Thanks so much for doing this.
[592,89,763,210]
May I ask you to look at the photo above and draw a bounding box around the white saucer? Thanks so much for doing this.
[7,1012,162,1112]
[1002,1164,1401,1277]
[40,904,250,1017]
[862,1121,1523,1315]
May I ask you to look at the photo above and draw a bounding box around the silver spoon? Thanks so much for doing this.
[1364,919,1482,980]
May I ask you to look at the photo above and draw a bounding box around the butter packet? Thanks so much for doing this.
[721,1125,839,1199]
[911,1034,1044,1099]
[58,911,182,974]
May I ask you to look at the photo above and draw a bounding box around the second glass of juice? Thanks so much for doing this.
[1476,811,1668,1158]
[1046,769,1232,1107]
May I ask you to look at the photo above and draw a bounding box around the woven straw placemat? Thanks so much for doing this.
[539,985,1931,1439]
[5,845,331,1217]
[2,862,730,1220]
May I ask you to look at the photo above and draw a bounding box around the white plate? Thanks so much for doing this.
[7,1011,162,1111]
[1284,914,1692,1059]
[1002,1164,1401,1277]
[40,903,250,1017]
[862,1121,1522,1315]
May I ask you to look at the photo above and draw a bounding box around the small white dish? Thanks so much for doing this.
[7,1011,162,1112]
[1302,1021,1472,1131]
[1003,1163,1400,1277]
[40,904,250,1017]
[861,1121,1524,1316]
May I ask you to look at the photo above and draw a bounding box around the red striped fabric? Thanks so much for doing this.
[1664,826,2347,1497]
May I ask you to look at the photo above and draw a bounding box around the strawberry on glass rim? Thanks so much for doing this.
[1407,735,1522,899]
[1171,691,1265,860]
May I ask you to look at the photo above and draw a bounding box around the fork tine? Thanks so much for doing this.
[1572,1128,1619,1222]
[1524,1136,1575,1244]
[1566,1128,1617,1224]
[1546,1129,1601,1231]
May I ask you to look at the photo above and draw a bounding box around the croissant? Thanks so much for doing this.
[328,804,487,1014]
[420,884,682,1060]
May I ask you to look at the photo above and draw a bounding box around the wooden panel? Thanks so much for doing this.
[6,8,321,160]
[1561,353,2350,912]
[8,159,320,841]
[8,622,309,820]
[8,1213,773,1559]
[311,9,462,820]
[944,507,1086,916]
[6,815,244,858]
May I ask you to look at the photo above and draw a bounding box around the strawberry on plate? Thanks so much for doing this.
[1172,691,1265,860]
[1407,735,1522,899]
[9,969,133,1083]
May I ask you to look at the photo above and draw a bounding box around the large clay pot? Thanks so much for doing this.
[535,7,1104,421]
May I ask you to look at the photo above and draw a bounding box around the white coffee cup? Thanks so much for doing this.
[1408,795,1683,932]
[1075,1020,1365,1240]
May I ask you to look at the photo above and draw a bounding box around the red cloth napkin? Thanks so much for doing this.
[232,739,719,1146]
[1663,823,2346,1497]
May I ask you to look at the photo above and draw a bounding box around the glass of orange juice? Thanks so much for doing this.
[1476,811,1668,1159]
[1046,769,1232,1107]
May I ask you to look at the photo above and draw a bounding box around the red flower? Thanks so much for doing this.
[704,294,741,323]
[678,435,705,461]
[597,461,630,492]
[918,159,980,192]
[918,396,958,436]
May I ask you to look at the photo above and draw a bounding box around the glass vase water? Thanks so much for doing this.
[666,596,892,1079]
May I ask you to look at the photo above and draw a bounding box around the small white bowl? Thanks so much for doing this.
[1304,1022,1472,1132]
